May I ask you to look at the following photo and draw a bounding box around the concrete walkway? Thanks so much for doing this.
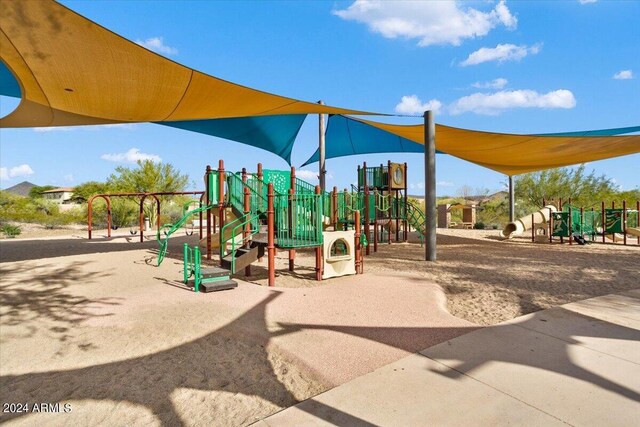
[259,289,640,426]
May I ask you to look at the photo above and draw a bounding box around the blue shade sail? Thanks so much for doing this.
[0,61,22,98]
[303,115,436,166]
[159,114,307,164]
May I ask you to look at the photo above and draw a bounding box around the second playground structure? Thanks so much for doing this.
[502,199,640,245]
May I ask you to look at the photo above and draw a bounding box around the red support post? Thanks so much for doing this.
[332,186,338,227]
[244,185,251,276]
[637,200,639,245]
[531,213,535,243]
[363,162,370,255]
[206,165,213,260]
[602,201,606,243]
[267,183,275,287]
[87,195,111,239]
[138,195,145,243]
[623,200,627,246]
[355,210,361,274]
[549,207,553,243]
[374,220,378,252]
[155,195,161,239]
[218,160,225,261]
[404,162,408,242]
[568,206,572,245]
[612,201,616,243]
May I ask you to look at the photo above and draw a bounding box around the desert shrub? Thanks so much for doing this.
[473,222,485,230]
[1,223,21,238]
[110,199,138,228]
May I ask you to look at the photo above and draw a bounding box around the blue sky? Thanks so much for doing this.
[1,0,638,195]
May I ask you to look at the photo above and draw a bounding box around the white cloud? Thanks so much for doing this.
[295,170,333,181]
[34,123,137,133]
[395,95,443,115]
[101,148,161,163]
[461,43,541,66]
[91,124,138,131]
[333,0,516,47]
[64,174,74,183]
[437,181,455,187]
[0,164,34,181]
[450,89,576,115]
[472,78,508,90]
[34,126,74,133]
[579,0,597,4]
[613,69,633,80]
[296,170,319,181]
[135,37,178,56]
[410,182,425,190]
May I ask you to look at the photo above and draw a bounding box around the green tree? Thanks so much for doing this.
[107,160,189,226]
[28,185,55,199]
[71,181,112,203]
[514,165,619,212]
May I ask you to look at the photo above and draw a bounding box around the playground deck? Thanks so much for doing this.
[0,228,637,425]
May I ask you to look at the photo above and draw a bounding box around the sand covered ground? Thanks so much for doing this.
[0,226,638,426]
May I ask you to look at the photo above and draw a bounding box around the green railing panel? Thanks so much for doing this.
[226,173,244,213]
[274,193,323,248]
[358,166,388,188]
[207,171,219,204]
[262,169,290,195]
[604,209,624,233]
[294,177,316,195]
[552,212,570,237]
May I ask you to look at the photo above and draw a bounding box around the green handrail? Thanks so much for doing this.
[373,190,391,212]
[294,176,316,195]
[157,204,212,266]
[405,201,426,245]
[220,213,260,273]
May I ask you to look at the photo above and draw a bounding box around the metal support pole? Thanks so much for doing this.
[318,100,326,193]
[424,110,436,261]
[315,185,323,281]
[289,166,296,271]
[508,175,515,223]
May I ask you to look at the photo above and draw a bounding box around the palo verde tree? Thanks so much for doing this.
[28,185,56,199]
[514,165,621,212]
[107,160,189,226]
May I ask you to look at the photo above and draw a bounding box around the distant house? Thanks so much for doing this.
[42,187,75,204]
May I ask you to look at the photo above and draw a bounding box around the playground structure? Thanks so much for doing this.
[156,160,369,291]
[501,199,640,246]
[437,203,478,229]
[151,159,428,292]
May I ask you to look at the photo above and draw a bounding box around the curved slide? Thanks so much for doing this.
[625,227,640,237]
[501,205,558,239]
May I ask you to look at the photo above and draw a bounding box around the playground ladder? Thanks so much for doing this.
[183,244,237,292]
